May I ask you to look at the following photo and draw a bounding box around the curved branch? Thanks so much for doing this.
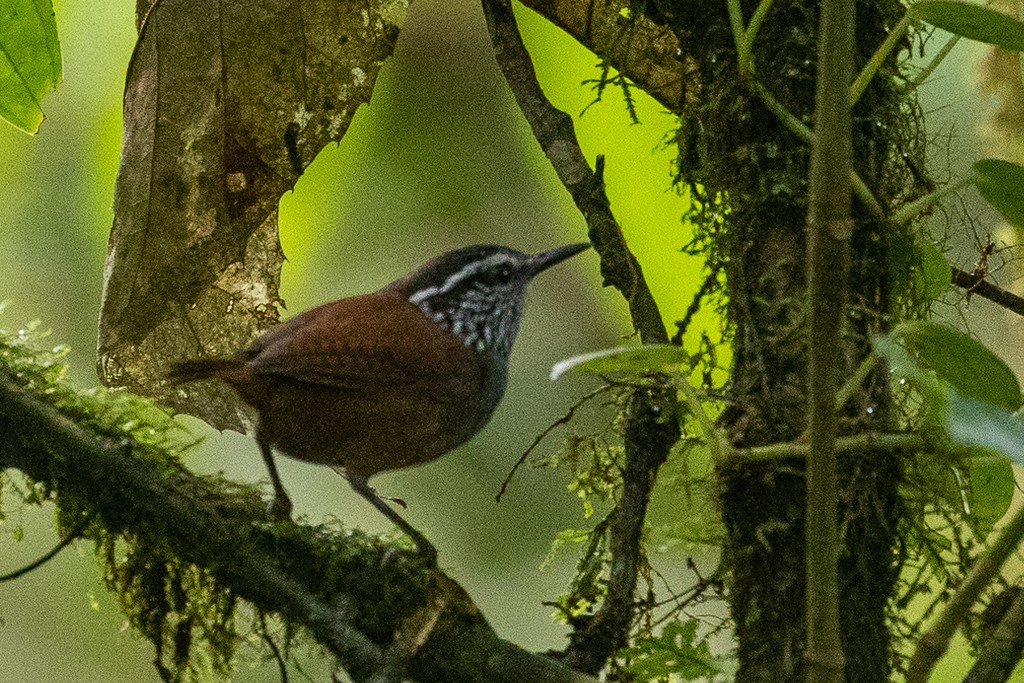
[482,0,680,673]
[0,373,596,683]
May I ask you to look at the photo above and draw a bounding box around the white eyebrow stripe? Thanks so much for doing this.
[407,253,517,305]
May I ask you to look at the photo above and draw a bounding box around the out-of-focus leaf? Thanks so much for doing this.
[943,390,1024,461]
[974,159,1024,230]
[550,344,688,380]
[964,454,1015,537]
[97,0,408,429]
[0,0,61,134]
[918,240,952,300]
[916,448,1015,539]
[873,332,940,399]
[877,324,1019,535]
[910,2,1024,51]
[888,321,1021,411]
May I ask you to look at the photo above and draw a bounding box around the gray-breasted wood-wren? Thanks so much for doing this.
[170,242,590,558]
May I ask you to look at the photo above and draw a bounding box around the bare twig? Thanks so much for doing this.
[951,267,1024,318]
[482,0,680,673]
[258,613,290,683]
[496,385,611,503]
[0,511,96,582]
[671,266,721,345]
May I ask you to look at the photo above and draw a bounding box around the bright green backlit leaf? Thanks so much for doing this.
[911,2,1024,51]
[0,0,61,134]
[974,159,1024,230]
[550,344,688,380]
[889,321,1021,411]
[918,240,952,300]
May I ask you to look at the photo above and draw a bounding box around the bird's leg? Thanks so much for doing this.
[344,472,437,562]
[257,435,293,520]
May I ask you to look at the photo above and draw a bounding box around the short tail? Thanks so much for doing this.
[167,358,243,384]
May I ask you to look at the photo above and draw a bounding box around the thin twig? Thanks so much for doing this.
[671,266,721,345]
[259,613,290,683]
[496,385,611,503]
[0,511,96,582]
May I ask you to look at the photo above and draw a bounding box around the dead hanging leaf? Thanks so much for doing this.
[98,0,409,430]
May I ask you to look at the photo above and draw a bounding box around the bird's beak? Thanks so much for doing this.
[527,242,591,277]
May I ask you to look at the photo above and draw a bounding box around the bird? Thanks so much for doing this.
[169,242,591,559]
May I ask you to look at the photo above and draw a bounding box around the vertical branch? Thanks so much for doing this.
[805,0,855,680]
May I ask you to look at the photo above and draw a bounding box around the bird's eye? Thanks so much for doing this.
[495,266,513,283]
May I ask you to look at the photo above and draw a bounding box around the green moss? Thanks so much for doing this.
[0,317,438,680]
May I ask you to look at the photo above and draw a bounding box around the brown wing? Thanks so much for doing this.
[244,291,482,403]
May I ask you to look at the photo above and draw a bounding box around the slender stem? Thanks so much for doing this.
[906,503,1024,682]
[728,0,751,73]
[850,172,887,220]
[805,0,856,677]
[751,80,885,221]
[751,80,813,142]
[678,377,728,462]
[742,0,776,62]
[737,432,924,461]
[0,512,95,582]
[834,354,879,412]
[850,14,911,106]
[910,34,962,91]
[889,175,974,225]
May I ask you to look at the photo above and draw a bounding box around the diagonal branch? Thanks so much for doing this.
[482,0,679,673]
[0,373,596,683]
[951,267,1024,318]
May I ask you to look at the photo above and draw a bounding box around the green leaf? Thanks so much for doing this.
[964,454,1015,537]
[0,0,62,134]
[888,321,1022,411]
[974,159,1024,229]
[873,332,940,400]
[619,620,719,680]
[944,390,1024,460]
[911,2,1024,51]
[550,344,688,380]
[918,241,952,300]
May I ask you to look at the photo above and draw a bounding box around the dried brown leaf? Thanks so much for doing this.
[98,0,408,429]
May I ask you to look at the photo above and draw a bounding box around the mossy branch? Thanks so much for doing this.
[0,372,596,683]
